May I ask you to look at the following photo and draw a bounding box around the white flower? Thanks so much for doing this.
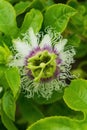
[9,27,76,99]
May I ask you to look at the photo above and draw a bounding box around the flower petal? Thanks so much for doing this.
[9,57,25,67]
[40,34,52,49]
[13,39,31,57]
[54,39,67,53]
[29,28,38,48]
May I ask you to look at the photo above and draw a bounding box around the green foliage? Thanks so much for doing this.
[67,0,87,38]
[18,96,44,124]
[76,42,87,58]
[1,109,18,130]
[14,0,48,16]
[66,0,87,58]
[4,67,20,98]
[0,0,18,37]
[27,79,87,130]
[0,65,6,80]
[0,66,9,92]
[44,4,77,32]
[14,1,31,16]
[64,79,87,111]
[2,90,16,121]
[28,0,47,11]
[67,34,80,47]
[27,116,81,130]
[20,9,43,33]
[0,44,12,64]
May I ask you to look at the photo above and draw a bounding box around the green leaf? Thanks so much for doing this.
[1,108,18,130]
[0,66,11,91]
[0,65,5,79]
[44,4,77,32]
[0,86,4,98]
[67,0,87,37]
[67,0,86,15]
[20,9,43,33]
[5,67,20,98]
[76,42,87,58]
[0,65,9,90]
[0,44,12,65]
[0,35,12,47]
[27,116,80,130]
[0,0,18,37]
[67,34,80,47]
[19,96,44,124]
[14,1,31,16]
[78,61,87,75]
[67,0,78,9]
[72,61,87,79]
[27,0,47,11]
[63,79,87,111]
[2,90,16,121]
[45,0,54,6]
[72,68,87,79]
[46,100,83,120]
[14,0,48,17]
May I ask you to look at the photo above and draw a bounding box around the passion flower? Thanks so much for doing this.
[9,28,75,99]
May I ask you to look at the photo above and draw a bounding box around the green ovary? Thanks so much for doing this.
[27,50,57,82]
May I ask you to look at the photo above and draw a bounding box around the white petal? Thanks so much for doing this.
[13,39,31,57]
[9,57,25,67]
[54,39,67,53]
[29,28,38,48]
[40,34,52,49]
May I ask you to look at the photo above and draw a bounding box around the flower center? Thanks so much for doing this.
[26,50,57,82]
